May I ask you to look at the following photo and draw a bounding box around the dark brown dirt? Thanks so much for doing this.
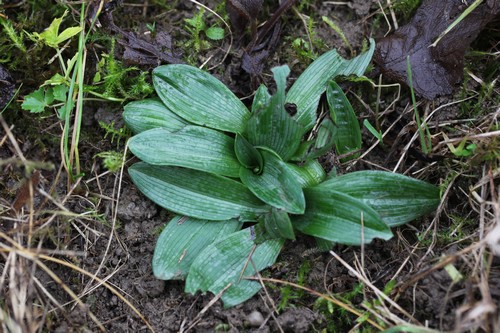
[1,1,499,332]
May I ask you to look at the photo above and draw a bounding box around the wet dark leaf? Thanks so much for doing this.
[226,0,264,36]
[95,9,182,66]
[118,30,182,66]
[374,0,499,99]
[0,64,15,110]
[241,0,299,85]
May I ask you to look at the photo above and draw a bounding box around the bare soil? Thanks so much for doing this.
[1,1,499,332]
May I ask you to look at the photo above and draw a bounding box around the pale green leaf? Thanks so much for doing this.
[52,84,68,102]
[22,87,54,113]
[240,150,305,214]
[327,80,361,160]
[153,65,250,134]
[129,162,269,221]
[123,98,189,134]
[205,26,224,40]
[129,126,240,177]
[286,39,375,132]
[153,216,241,280]
[319,171,440,226]
[185,226,284,307]
[56,26,82,45]
[293,185,393,245]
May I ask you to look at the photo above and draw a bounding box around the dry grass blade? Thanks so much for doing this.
[0,232,155,332]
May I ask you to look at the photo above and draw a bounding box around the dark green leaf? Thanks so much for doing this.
[234,134,263,172]
[293,185,393,245]
[123,98,189,134]
[153,216,241,280]
[262,208,295,240]
[319,171,440,226]
[327,81,361,161]
[129,126,240,177]
[240,150,305,214]
[129,162,269,221]
[286,160,326,188]
[286,39,375,132]
[245,66,303,161]
[153,65,250,134]
[185,226,284,307]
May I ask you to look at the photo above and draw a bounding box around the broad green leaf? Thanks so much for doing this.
[123,98,189,134]
[129,126,240,177]
[124,99,186,132]
[315,237,335,251]
[262,208,295,240]
[22,87,54,113]
[240,150,305,214]
[327,81,361,161]
[234,134,263,172]
[251,84,271,114]
[318,171,440,226]
[286,159,326,188]
[129,162,269,221]
[185,226,284,307]
[246,66,303,161]
[293,185,392,245]
[153,216,241,280]
[286,39,375,132]
[153,64,250,134]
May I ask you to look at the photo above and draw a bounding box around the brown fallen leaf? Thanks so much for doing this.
[12,170,40,213]
[374,0,499,100]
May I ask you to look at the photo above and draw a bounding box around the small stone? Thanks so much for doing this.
[247,310,264,327]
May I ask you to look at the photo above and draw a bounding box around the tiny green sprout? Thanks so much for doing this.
[443,133,478,157]
[122,39,440,308]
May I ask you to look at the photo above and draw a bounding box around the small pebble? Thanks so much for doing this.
[247,310,264,327]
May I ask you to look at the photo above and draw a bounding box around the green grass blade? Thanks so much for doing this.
[153,64,250,134]
[123,98,189,134]
[286,39,375,132]
[293,186,393,245]
[319,171,440,227]
[153,216,241,280]
[129,126,241,177]
[185,226,284,307]
[128,162,269,221]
